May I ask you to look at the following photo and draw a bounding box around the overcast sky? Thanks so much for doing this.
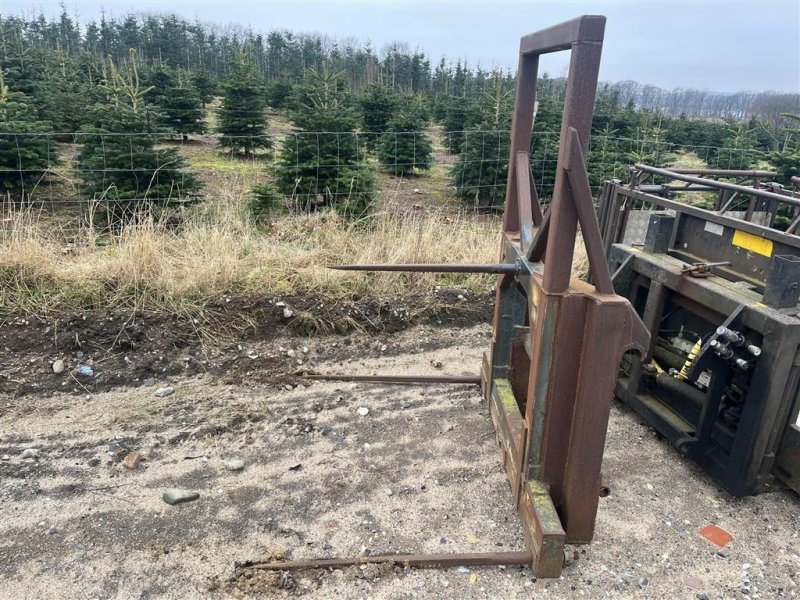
[3,0,799,93]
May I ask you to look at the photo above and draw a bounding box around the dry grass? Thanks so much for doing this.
[1,190,591,319]
[0,198,499,317]
[0,120,590,320]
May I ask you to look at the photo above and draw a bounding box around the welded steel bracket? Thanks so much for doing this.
[241,15,648,580]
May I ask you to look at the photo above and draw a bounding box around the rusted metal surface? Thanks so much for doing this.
[632,164,800,208]
[302,373,481,385]
[243,15,647,580]
[680,261,732,277]
[485,13,649,550]
[330,263,521,274]
[237,551,534,573]
[665,168,777,178]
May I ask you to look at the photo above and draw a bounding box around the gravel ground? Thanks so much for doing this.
[0,324,798,599]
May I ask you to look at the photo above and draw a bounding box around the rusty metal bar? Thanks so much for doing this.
[520,14,605,54]
[639,184,722,194]
[663,168,777,178]
[634,164,800,208]
[541,32,604,294]
[329,263,520,274]
[564,126,614,294]
[238,550,534,572]
[302,373,481,385]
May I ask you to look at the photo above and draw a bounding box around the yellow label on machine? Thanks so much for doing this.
[732,230,773,257]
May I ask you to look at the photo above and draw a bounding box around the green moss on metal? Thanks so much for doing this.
[494,378,519,412]
[528,482,563,532]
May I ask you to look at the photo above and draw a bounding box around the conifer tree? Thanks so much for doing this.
[452,77,513,208]
[359,82,398,149]
[0,70,57,197]
[217,58,270,157]
[276,69,374,217]
[76,54,200,227]
[443,96,482,154]
[377,101,432,176]
[33,51,87,134]
[190,68,216,108]
[143,66,205,139]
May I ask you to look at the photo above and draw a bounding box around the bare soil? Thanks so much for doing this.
[0,289,491,399]
[0,320,798,600]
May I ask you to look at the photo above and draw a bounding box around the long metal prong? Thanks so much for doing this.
[302,373,481,385]
[329,263,520,275]
[237,550,533,572]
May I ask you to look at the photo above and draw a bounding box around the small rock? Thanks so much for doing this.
[684,575,704,590]
[52,359,65,374]
[696,594,710,600]
[46,526,58,535]
[225,459,245,472]
[287,349,296,358]
[1,454,10,461]
[107,440,127,457]
[385,488,393,496]
[357,407,370,416]
[322,542,332,550]
[457,566,470,574]
[288,463,302,471]
[431,360,443,369]
[143,377,156,386]
[638,577,649,589]
[87,457,101,467]
[122,451,142,470]
[162,488,200,505]
[21,448,38,459]
[139,446,154,461]
[155,386,174,398]
[284,384,293,391]
[73,364,94,378]
[282,307,294,319]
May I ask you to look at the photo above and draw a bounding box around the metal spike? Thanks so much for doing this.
[237,550,533,572]
[329,263,520,275]
[302,373,481,385]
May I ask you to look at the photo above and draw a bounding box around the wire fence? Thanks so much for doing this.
[0,129,771,216]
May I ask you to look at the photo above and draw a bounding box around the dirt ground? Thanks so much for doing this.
[1,322,798,600]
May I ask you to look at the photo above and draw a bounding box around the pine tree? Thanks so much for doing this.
[190,68,216,108]
[452,76,513,208]
[76,55,200,227]
[0,70,57,197]
[377,104,432,176]
[33,51,87,134]
[359,82,398,149]
[276,69,375,217]
[217,58,270,157]
[266,79,293,110]
[143,67,205,139]
[452,125,509,209]
[443,96,482,154]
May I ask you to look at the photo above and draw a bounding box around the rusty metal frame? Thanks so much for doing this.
[483,14,648,575]
[241,15,648,579]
